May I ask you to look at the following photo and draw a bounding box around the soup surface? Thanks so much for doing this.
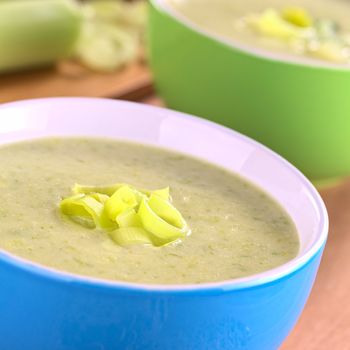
[0,138,299,284]
[168,0,350,65]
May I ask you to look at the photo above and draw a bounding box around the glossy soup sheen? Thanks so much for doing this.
[168,0,350,64]
[0,138,299,284]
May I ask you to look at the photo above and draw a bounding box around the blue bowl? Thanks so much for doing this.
[0,98,328,350]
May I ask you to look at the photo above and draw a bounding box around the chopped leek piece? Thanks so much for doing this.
[152,187,170,201]
[131,188,148,204]
[315,19,340,40]
[148,194,183,228]
[84,0,148,31]
[138,199,188,246]
[282,7,313,28]
[104,186,138,220]
[75,20,138,72]
[75,0,147,72]
[110,227,153,246]
[89,193,110,204]
[249,9,306,41]
[241,6,350,64]
[60,194,104,228]
[73,183,124,196]
[308,41,347,63]
[116,209,141,228]
[60,182,190,247]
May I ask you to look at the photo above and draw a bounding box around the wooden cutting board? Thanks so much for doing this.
[0,60,153,103]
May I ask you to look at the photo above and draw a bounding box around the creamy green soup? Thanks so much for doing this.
[168,0,350,64]
[0,138,299,284]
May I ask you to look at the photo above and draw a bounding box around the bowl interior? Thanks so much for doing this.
[0,98,328,289]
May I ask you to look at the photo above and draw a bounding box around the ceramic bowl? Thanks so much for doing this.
[148,0,350,184]
[0,98,328,350]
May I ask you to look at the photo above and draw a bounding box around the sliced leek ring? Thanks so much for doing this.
[116,208,141,228]
[110,227,153,246]
[151,187,170,201]
[73,183,125,196]
[60,193,104,228]
[60,182,190,247]
[104,185,138,220]
[282,7,313,28]
[138,199,188,246]
[148,194,183,228]
[248,9,309,41]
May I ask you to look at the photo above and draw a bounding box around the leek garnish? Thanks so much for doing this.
[247,9,309,41]
[282,7,313,28]
[60,194,104,228]
[116,209,141,228]
[138,199,188,246]
[60,183,190,247]
[73,183,125,196]
[110,227,153,246]
[243,7,350,64]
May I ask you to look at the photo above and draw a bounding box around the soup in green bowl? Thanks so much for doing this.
[169,0,350,65]
[149,0,350,184]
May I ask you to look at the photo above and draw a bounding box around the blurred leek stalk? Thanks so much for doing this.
[0,0,147,74]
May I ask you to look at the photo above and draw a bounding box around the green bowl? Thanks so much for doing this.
[148,0,350,183]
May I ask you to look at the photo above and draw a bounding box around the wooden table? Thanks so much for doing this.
[0,60,153,103]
